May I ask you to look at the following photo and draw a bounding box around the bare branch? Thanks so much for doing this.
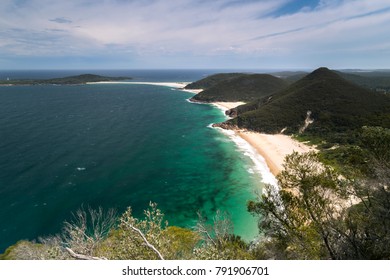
[194,211,217,247]
[65,247,107,260]
[125,222,165,260]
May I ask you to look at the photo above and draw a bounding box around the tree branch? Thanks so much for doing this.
[65,247,107,260]
[126,223,165,260]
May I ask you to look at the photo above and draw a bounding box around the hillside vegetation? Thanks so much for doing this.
[336,71,390,93]
[269,70,390,93]
[223,68,390,142]
[184,73,245,90]
[191,73,288,102]
[1,203,252,260]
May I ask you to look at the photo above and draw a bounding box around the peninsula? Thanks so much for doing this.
[0,74,132,86]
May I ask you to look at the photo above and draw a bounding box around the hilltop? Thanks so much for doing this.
[218,67,390,142]
[270,69,390,93]
[189,73,288,102]
[0,74,131,85]
[184,73,245,90]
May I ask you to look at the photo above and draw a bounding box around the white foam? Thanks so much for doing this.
[186,98,198,104]
[211,103,227,112]
[192,98,279,189]
[76,167,86,171]
[213,126,278,187]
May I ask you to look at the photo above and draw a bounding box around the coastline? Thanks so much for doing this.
[87,81,204,94]
[87,81,188,87]
[210,102,245,113]
[93,81,314,177]
[236,131,315,176]
[210,102,315,177]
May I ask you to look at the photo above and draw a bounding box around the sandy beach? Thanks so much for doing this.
[211,102,315,176]
[88,81,204,94]
[88,81,188,87]
[237,132,315,176]
[212,102,245,112]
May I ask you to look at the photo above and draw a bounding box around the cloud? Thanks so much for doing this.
[49,17,73,24]
[0,0,390,68]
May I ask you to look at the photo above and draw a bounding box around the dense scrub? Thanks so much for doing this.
[188,73,288,102]
[226,68,390,140]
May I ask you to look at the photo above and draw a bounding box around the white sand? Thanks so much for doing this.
[87,81,189,88]
[237,131,316,176]
[88,81,204,94]
[208,101,314,175]
[209,101,315,176]
[181,88,203,94]
[211,102,246,111]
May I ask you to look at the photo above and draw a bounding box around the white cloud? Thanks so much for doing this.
[0,0,389,68]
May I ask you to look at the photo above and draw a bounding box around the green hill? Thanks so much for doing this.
[220,67,390,142]
[190,73,289,102]
[268,70,390,92]
[336,71,390,93]
[0,74,131,85]
[184,73,245,90]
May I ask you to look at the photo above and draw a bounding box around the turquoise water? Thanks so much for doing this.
[0,82,264,252]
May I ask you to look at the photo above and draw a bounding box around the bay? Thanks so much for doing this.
[0,80,264,253]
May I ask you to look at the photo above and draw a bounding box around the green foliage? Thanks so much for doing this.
[193,210,253,260]
[249,152,347,259]
[97,202,167,260]
[185,73,245,89]
[249,151,390,259]
[360,126,390,166]
[318,126,390,178]
[225,68,390,139]
[190,73,288,102]
[340,183,390,259]
[161,226,200,259]
[336,71,390,92]
[0,239,66,260]
[319,145,371,176]
[3,202,253,260]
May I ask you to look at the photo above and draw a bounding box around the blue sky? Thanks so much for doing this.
[1,0,389,69]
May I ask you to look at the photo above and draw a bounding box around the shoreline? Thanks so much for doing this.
[236,131,315,176]
[87,81,204,94]
[94,81,314,178]
[210,102,315,177]
[87,81,188,87]
[210,102,245,113]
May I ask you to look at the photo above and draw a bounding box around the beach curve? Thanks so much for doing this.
[210,102,316,177]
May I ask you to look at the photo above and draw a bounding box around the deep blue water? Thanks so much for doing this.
[0,70,265,253]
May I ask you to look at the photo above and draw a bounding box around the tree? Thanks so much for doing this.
[193,210,253,260]
[96,202,168,260]
[2,202,254,260]
[249,150,390,259]
[248,152,350,259]
[61,205,117,259]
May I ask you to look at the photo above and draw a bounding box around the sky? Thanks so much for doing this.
[1,0,390,70]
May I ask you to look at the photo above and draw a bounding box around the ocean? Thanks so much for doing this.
[0,70,270,253]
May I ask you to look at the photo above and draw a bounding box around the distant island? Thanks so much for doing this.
[0,74,132,85]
